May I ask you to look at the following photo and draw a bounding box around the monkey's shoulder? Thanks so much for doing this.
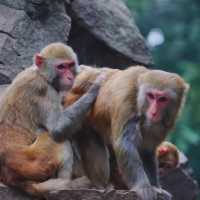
[2,67,48,102]
[73,66,119,94]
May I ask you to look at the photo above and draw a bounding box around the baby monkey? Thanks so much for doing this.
[156,141,180,175]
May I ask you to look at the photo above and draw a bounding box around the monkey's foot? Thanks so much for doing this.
[153,187,172,200]
[103,184,115,193]
[133,185,157,200]
[45,176,92,194]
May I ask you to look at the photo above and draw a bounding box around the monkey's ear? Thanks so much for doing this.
[184,83,190,94]
[34,54,44,68]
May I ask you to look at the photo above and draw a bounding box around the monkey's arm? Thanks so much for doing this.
[49,75,105,142]
[116,119,172,199]
[115,116,151,188]
[141,150,159,187]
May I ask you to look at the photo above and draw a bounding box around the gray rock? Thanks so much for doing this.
[0,0,151,82]
[0,184,172,200]
[66,0,152,67]
[160,152,200,200]
[0,184,140,200]
[0,0,25,10]
[0,1,71,80]
[160,167,200,200]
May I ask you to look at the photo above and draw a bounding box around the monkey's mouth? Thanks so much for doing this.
[66,76,73,81]
[148,113,161,123]
[151,117,161,123]
[159,162,174,169]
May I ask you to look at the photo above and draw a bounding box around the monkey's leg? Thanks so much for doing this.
[31,176,92,195]
[115,116,157,200]
[30,140,92,194]
[141,150,159,187]
[14,176,92,197]
[29,141,89,193]
[2,149,59,181]
[107,144,128,189]
[141,151,172,200]
[57,140,73,179]
[76,127,110,188]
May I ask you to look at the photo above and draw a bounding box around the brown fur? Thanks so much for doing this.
[0,43,81,195]
[64,65,188,146]
[64,66,147,143]
[0,68,65,194]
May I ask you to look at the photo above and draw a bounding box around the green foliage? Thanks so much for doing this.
[125,0,200,184]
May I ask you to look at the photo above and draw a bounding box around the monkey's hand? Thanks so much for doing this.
[73,71,107,93]
[50,73,107,142]
[87,73,107,94]
[134,185,157,200]
[153,187,172,200]
[136,186,172,200]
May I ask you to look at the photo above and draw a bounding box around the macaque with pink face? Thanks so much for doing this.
[0,43,106,196]
[63,66,189,200]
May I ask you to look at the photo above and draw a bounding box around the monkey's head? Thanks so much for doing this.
[156,141,179,175]
[34,42,79,92]
[137,70,189,126]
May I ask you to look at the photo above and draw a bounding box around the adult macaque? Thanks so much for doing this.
[63,65,189,200]
[0,43,105,196]
[156,141,179,175]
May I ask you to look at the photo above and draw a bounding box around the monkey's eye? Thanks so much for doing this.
[159,162,166,168]
[158,96,168,103]
[57,64,66,70]
[147,92,154,100]
[68,61,75,68]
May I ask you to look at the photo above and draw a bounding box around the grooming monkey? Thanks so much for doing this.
[63,65,189,200]
[156,141,179,175]
[0,43,106,196]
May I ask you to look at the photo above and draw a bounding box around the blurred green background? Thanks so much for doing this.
[124,0,200,184]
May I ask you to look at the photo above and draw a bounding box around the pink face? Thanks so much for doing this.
[35,54,76,90]
[146,89,170,122]
[54,60,75,87]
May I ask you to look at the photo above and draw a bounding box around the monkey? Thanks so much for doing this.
[156,141,179,176]
[157,142,200,200]
[0,43,106,196]
[62,65,189,200]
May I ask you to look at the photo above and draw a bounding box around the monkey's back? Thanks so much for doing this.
[92,66,148,141]
[0,67,48,134]
[0,67,55,156]
[65,65,148,143]
[0,66,64,182]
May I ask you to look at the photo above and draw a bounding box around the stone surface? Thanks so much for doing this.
[160,168,199,200]
[66,0,152,68]
[160,152,200,200]
[0,184,174,200]
[0,0,25,10]
[0,0,151,83]
[0,1,71,80]
[0,185,140,200]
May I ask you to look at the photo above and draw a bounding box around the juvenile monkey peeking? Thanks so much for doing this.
[0,43,105,195]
